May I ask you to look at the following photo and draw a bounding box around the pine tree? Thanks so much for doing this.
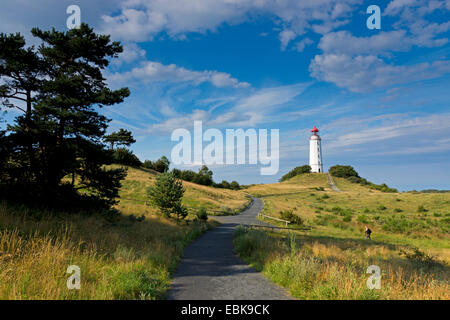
[0,24,131,210]
[147,172,188,221]
[0,32,45,183]
[104,128,136,150]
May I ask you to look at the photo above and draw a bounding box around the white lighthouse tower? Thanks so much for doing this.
[309,125,323,173]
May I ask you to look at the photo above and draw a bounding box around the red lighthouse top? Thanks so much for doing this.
[311,126,319,133]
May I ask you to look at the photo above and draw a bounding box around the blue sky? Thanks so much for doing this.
[1,0,450,190]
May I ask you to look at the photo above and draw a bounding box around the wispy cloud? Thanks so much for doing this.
[108,60,250,89]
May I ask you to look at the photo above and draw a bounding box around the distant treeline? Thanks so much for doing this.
[420,189,450,193]
[111,149,241,190]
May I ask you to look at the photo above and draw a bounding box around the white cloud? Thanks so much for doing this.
[112,42,146,66]
[310,53,450,92]
[328,113,450,151]
[114,82,311,135]
[295,38,313,52]
[108,60,250,88]
[100,0,361,49]
[318,31,411,55]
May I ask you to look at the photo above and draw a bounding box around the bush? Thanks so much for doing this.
[357,214,370,224]
[196,207,208,221]
[342,215,352,222]
[417,205,428,213]
[329,165,359,179]
[280,165,312,182]
[398,247,442,269]
[280,210,303,226]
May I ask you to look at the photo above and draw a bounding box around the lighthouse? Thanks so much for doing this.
[309,126,323,173]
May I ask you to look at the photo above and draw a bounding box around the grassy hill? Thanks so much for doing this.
[237,173,450,299]
[116,166,250,216]
[0,166,249,299]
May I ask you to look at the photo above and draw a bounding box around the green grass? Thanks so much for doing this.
[241,173,450,299]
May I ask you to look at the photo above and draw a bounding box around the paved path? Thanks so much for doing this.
[327,173,340,192]
[168,198,292,300]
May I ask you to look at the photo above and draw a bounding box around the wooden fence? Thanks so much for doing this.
[258,213,291,226]
[241,224,311,232]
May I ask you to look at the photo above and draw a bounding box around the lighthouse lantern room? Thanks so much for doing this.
[309,126,323,173]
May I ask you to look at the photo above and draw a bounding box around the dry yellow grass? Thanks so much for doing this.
[0,165,249,299]
[234,228,450,300]
[0,202,215,299]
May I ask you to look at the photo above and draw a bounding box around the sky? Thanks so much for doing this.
[1,0,450,191]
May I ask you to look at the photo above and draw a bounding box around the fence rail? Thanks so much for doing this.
[241,224,311,232]
[258,213,291,226]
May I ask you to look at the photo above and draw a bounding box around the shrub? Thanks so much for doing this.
[196,207,208,221]
[357,214,370,224]
[329,165,360,179]
[342,215,352,222]
[378,205,387,211]
[280,165,312,182]
[280,210,303,226]
[417,205,428,213]
[394,208,403,213]
[398,247,443,269]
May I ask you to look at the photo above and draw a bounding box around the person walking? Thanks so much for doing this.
[364,225,372,239]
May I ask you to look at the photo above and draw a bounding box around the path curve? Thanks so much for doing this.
[168,198,292,300]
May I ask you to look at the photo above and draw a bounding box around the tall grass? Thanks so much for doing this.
[0,202,211,299]
[234,228,449,300]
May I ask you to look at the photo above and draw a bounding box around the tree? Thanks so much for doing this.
[152,156,170,173]
[103,128,136,150]
[0,32,45,183]
[143,156,170,173]
[194,165,213,186]
[230,181,240,190]
[147,172,188,221]
[0,24,130,209]
[113,147,142,167]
